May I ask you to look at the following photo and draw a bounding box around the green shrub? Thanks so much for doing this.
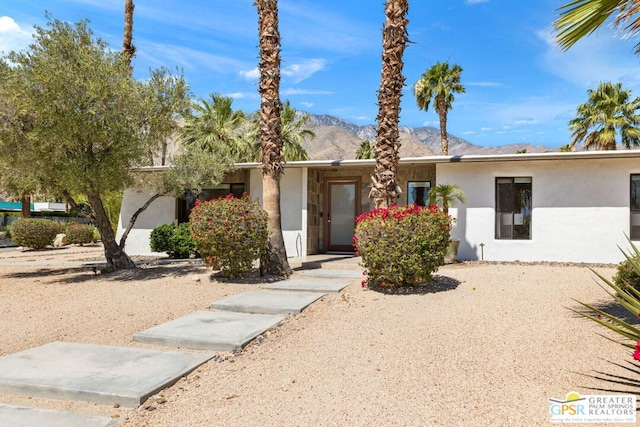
[11,218,64,249]
[65,222,95,245]
[150,223,175,254]
[354,204,451,288]
[149,222,195,259]
[189,194,268,279]
[613,255,640,293]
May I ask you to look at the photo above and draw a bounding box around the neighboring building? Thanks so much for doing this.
[116,150,640,264]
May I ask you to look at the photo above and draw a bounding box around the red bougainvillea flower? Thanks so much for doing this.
[634,342,640,361]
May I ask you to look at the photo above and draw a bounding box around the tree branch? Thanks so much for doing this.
[119,192,165,249]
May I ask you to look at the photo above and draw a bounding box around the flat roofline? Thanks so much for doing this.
[134,149,640,172]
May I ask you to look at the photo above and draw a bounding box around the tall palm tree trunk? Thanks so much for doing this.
[438,101,449,155]
[122,0,135,65]
[370,0,409,209]
[255,0,291,277]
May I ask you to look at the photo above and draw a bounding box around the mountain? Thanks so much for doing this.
[302,113,555,160]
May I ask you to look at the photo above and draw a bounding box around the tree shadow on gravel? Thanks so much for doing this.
[568,300,640,326]
[2,263,208,284]
[574,359,640,400]
[368,274,460,295]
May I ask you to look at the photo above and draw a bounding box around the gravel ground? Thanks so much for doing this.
[0,244,636,426]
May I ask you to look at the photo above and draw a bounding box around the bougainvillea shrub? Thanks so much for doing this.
[189,194,268,279]
[354,204,451,288]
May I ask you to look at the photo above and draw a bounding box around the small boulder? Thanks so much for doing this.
[53,233,68,247]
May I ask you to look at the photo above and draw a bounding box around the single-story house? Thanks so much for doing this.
[116,150,640,264]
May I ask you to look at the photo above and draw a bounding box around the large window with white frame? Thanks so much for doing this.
[407,181,431,206]
[631,175,640,240]
[495,177,532,240]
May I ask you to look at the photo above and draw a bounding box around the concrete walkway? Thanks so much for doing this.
[0,256,360,425]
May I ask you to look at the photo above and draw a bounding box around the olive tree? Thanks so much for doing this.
[1,18,228,271]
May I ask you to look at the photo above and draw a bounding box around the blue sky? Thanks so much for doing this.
[2,0,640,148]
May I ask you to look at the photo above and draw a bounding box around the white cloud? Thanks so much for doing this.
[300,101,314,108]
[538,27,640,89]
[467,81,504,88]
[137,40,249,74]
[240,68,260,81]
[226,92,248,99]
[513,118,539,125]
[280,2,377,54]
[282,58,327,83]
[239,59,327,84]
[281,87,334,96]
[0,16,33,53]
[465,0,489,4]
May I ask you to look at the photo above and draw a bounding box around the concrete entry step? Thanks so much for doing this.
[133,311,284,351]
[298,269,363,279]
[0,404,118,427]
[0,341,213,407]
[264,277,353,293]
[211,290,325,315]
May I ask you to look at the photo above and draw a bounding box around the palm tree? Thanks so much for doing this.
[255,0,291,277]
[568,81,640,150]
[248,100,313,161]
[122,0,135,64]
[179,93,250,161]
[279,101,313,161]
[370,0,409,209]
[555,0,640,54]
[414,61,465,155]
[356,140,375,159]
[429,184,466,217]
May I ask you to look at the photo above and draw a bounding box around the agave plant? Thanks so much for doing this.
[572,239,640,358]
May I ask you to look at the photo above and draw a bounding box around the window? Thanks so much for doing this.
[177,183,245,223]
[407,181,431,206]
[495,177,532,240]
[631,175,640,239]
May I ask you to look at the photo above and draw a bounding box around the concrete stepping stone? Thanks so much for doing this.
[264,277,353,292]
[298,269,363,278]
[133,311,284,351]
[0,404,118,427]
[211,290,325,315]
[0,341,212,407]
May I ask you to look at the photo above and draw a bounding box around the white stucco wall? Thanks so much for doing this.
[437,157,640,263]
[249,167,307,259]
[116,188,176,256]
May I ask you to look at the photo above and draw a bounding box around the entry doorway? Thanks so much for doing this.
[327,181,359,252]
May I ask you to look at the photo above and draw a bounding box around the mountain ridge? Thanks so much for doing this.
[301,112,556,160]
